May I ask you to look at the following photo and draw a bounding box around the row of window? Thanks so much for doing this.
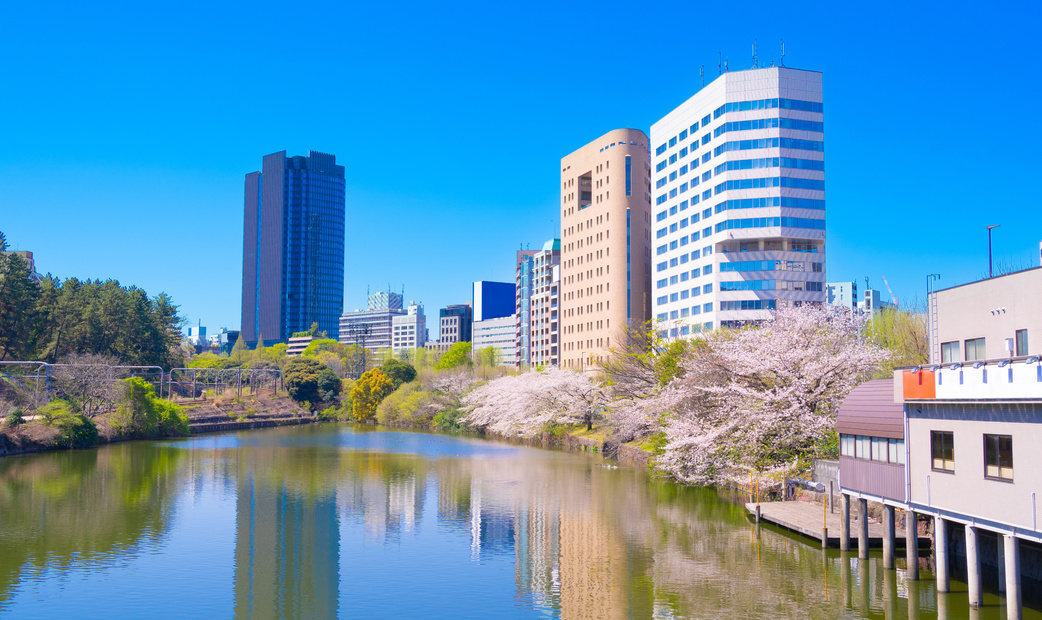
[708,176,826,195]
[713,117,825,138]
[713,157,826,175]
[719,300,777,311]
[713,97,824,118]
[714,197,826,213]
[656,300,715,313]
[840,434,906,465]
[719,280,824,292]
[940,330,1030,363]
[714,216,826,232]
[931,430,1013,481]
[719,260,823,273]
[712,138,826,157]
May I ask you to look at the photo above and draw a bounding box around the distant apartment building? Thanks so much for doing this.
[515,248,539,367]
[560,129,652,371]
[439,303,473,344]
[859,288,897,319]
[515,239,561,368]
[649,67,826,338]
[827,281,858,313]
[392,301,427,354]
[241,151,346,346]
[932,266,1041,364]
[339,291,405,351]
[472,314,517,366]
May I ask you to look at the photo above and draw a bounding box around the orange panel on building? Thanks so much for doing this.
[903,370,936,399]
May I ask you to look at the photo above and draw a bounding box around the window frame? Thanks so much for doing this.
[984,433,1013,482]
[1015,329,1028,356]
[931,430,955,473]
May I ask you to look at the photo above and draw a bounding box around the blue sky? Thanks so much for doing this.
[2,0,1040,338]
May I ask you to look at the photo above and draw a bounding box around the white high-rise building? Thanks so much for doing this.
[392,301,426,354]
[650,67,826,338]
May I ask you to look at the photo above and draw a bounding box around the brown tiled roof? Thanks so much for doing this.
[836,378,904,439]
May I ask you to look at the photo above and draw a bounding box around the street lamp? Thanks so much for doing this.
[987,225,1000,278]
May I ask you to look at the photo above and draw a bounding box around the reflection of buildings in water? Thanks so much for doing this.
[468,479,516,560]
[233,471,340,619]
[333,456,426,544]
[515,495,562,613]
[558,511,629,620]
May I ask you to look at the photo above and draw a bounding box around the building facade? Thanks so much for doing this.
[826,281,858,314]
[472,314,517,367]
[932,267,1041,364]
[515,239,561,368]
[560,129,652,371]
[649,67,826,337]
[242,151,346,346]
[392,301,427,354]
[515,248,540,368]
[339,291,406,351]
[439,303,473,344]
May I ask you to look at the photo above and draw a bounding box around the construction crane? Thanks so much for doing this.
[881,275,899,308]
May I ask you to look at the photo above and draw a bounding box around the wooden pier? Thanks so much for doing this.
[745,501,931,549]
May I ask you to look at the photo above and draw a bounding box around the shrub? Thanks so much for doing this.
[381,359,417,389]
[110,377,190,439]
[38,400,98,448]
[3,406,24,428]
[433,407,469,433]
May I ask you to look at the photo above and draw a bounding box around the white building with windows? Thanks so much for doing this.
[649,67,826,337]
[392,301,426,354]
[472,314,517,367]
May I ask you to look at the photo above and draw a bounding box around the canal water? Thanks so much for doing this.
[0,424,1035,619]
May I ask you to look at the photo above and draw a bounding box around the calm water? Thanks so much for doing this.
[0,424,1035,619]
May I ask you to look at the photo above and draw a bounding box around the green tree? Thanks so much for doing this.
[381,358,417,389]
[863,309,928,377]
[435,342,473,371]
[283,357,340,405]
[0,252,42,360]
[350,368,394,422]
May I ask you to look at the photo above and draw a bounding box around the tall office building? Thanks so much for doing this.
[560,129,652,370]
[650,67,825,338]
[473,281,516,322]
[242,151,346,346]
[392,301,427,354]
[515,239,561,368]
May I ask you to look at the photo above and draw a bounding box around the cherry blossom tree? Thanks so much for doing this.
[463,367,608,437]
[647,304,890,485]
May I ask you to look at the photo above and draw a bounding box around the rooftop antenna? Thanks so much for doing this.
[752,39,758,68]
[700,65,705,87]
[780,39,785,67]
[725,58,729,73]
[718,52,722,75]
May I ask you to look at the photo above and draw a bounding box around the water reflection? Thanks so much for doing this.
[1,425,1041,619]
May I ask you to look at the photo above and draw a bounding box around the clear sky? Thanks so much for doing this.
[2,0,1040,338]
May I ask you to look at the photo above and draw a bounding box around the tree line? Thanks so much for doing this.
[0,239,184,369]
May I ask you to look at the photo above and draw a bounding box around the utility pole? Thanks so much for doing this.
[987,225,1001,278]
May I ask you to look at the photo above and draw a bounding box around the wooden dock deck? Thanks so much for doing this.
[745,501,931,549]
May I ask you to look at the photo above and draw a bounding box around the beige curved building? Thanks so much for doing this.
[560,129,652,371]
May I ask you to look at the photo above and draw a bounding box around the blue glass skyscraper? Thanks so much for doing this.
[242,151,345,345]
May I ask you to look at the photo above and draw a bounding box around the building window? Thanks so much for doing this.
[964,337,986,361]
[1016,329,1028,356]
[984,434,1013,481]
[840,434,855,457]
[931,431,954,472]
[941,341,960,363]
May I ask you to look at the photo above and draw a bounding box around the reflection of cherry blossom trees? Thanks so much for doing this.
[650,304,890,485]
[463,367,608,437]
